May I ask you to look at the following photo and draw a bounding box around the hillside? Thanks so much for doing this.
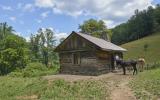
[122,32,160,63]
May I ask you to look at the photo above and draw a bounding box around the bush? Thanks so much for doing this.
[8,62,59,77]
[9,71,23,77]
[25,62,47,71]
[8,68,23,77]
[22,62,48,77]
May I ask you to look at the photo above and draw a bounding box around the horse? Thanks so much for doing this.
[137,58,145,72]
[116,59,138,75]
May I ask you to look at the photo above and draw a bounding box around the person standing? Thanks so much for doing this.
[114,54,120,70]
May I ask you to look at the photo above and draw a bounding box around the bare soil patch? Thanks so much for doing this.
[43,73,114,82]
[110,74,136,100]
[16,95,38,100]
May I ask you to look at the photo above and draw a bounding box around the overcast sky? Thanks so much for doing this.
[0,0,159,41]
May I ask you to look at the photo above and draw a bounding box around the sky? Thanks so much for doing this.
[0,0,160,41]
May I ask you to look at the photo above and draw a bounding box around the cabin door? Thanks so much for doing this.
[111,54,115,70]
[73,53,80,65]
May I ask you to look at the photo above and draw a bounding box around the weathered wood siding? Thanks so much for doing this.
[57,33,112,75]
[59,50,112,75]
[59,51,97,75]
[95,50,112,73]
[57,33,96,52]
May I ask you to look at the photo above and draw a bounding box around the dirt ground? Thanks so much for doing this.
[43,71,137,100]
[109,74,136,100]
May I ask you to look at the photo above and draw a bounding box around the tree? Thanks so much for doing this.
[79,19,110,41]
[0,35,29,75]
[39,28,56,66]
[154,4,160,24]
[30,33,41,61]
[111,6,158,45]
[0,22,14,50]
[0,22,29,75]
[30,28,56,67]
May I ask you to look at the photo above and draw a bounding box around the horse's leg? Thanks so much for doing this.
[133,65,135,75]
[133,69,135,75]
[135,66,138,75]
[122,66,126,75]
[139,64,141,72]
[140,63,144,72]
[133,65,138,75]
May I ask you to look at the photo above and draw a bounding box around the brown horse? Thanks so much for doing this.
[137,58,145,72]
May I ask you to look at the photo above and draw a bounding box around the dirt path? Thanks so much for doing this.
[43,72,137,100]
[109,74,136,100]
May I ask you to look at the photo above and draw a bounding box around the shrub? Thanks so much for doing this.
[8,68,23,77]
[9,71,23,77]
[22,62,47,77]
[8,62,59,77]
[25,62,47,71]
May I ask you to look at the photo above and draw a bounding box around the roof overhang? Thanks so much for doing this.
[54,31,127,52]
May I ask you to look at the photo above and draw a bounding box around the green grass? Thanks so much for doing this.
[130,68,160,100]
[122,32,160,63]
[122,33,160,99]
[0,76,108,100]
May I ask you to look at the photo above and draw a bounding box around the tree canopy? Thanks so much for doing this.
[0,23,29,74]
[79,19,111,41]
[29,28,57,67]
[111,5,160,45]
[0,23,58,75]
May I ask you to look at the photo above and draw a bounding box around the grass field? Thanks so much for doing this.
[0,32,160,100]
[130,68,160,99]
[121,32,160,99]
[0,76,108,100]
[122,32,160,63]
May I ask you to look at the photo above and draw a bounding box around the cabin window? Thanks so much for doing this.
[73,53,80,65]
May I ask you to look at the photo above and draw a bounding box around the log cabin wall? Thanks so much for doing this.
[59,50,112,75]
[57,33,113,75]
[95,50,112,73]
[59,51,99,75]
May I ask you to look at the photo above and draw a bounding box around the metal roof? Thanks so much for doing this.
[76,32,127,52]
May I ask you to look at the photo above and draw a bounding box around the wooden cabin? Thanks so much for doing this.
[54,31,127,75]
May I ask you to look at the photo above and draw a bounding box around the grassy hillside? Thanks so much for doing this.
[122,32,160,63]
[130,68,160,99]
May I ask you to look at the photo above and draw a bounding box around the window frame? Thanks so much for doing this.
[72,53,80,65]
